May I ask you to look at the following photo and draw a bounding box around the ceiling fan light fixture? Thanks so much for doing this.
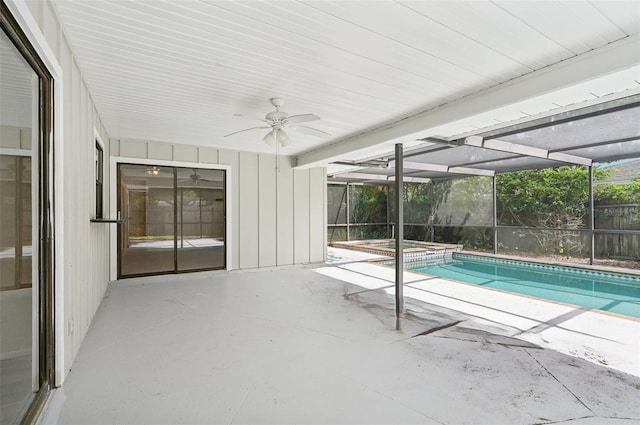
[147,166,160,175]
[277,128,290,147]
[263,130,276,146]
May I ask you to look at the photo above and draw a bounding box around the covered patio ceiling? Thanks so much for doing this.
[51,1,640,168]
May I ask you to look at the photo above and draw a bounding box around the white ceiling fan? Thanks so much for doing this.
[224,97,330,147]
[178,169,214,187]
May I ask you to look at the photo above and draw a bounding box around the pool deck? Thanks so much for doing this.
[321,247,640,378]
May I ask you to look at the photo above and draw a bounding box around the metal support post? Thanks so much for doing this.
[394,143,404,329]
[386,185,391,238]
[345,183,350,241]
[589,166,595,265]
[430,182,435,242]
[493,175,498,255]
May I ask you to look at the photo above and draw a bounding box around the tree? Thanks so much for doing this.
[350,185,388,224]
[594,176,640,204]
[496,166,608,256]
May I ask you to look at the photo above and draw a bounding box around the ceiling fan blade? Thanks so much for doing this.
[224,126,272,137]
[233,114,270,124]
[285,114,320,125]
[290,125,331,138]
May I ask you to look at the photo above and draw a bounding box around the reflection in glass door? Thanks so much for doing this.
[118,164,175,276]
[177,168,226,271]
[0,154,34,424]
[118,164,226,278]
[1,13,53,423]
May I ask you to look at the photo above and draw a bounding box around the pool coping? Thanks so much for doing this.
[458,251,640,278]
[330,239,462,260]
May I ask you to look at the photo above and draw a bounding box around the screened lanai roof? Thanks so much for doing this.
[328,95,640,183]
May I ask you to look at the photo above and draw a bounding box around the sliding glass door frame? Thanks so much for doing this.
[110,157,232,280]
[1,2,56,422]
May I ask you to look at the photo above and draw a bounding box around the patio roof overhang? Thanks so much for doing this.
[49,1,640,163]
[328,95,640,183]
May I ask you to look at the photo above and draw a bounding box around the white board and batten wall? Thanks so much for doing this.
[12,0,111,384]
[110,138,327,272]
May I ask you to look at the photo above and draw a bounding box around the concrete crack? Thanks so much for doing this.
[524,349,594,415]
[531,415,640,424]
[411,320,463,338]
[228,387,251,425]
[531,415,593,424]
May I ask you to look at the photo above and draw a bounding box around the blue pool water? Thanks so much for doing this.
[407,254,640,319]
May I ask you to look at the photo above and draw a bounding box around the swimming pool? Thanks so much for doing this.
[405,254,640,319]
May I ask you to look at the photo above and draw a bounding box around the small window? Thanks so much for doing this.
[95,141,104,218]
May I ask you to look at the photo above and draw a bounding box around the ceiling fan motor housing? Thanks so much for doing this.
[265,110,288,123]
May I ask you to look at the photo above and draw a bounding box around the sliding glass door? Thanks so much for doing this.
[118,164,175,276]
[118,164,225,278]
[1,6,54,423]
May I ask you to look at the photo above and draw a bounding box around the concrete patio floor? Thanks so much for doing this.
[42,264,640,425]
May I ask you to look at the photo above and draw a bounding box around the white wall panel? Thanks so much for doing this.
[110,139,120,156]
[276,157,294,265]
[60,31,74,371]
[309,167,326,263]
[218,149,240,270]
[79,78,89,339]
[120,139,147,158]
[91,119,109,315]
[198,147,218,164]
[238,152,259,268]
[43,1,58,57]
[173,144,198,162]
[147,142,172,160]
[258,154,277,267]
[66,57,81,360]
[24,0,42,27]
[293,169,310,264]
